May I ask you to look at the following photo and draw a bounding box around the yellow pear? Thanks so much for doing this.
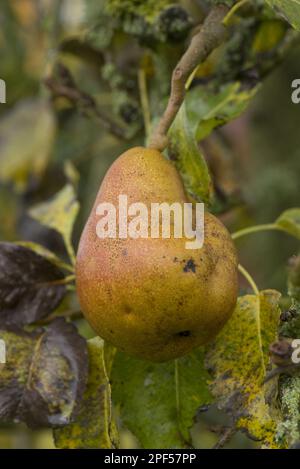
[76,147,238,362]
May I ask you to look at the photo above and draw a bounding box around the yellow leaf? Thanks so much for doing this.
[0,98,55,192]
[54,337,119,449]
[206,290,282,447]
[29,184,79,265]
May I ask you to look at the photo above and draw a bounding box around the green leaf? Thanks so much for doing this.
[276,208,300,240]
[54,337,119,449]
[0,98,55,192]
[267,0,300,31]
[0,319,88,428]
[186,82,258,141]
[29,184,79,264]
[64,160,80,189]
[252,19,287,54]
[205,290,282,447]
[168,103,213,203]
[111,348,212,449]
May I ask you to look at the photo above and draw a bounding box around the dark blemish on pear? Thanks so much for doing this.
[183,258,196,273]
[168,151,178,162]
[177,330,191,337]
[211,231,221,238]
[124,304,132,314]
[122,249,128,256]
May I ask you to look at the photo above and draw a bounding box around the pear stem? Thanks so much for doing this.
[148,4,229,152]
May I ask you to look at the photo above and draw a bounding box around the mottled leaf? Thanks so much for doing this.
[0,319,88,428]
[0,242,67,327]
[54,337,119,449]
[111,348,212,449]
[104,342,117,376]
[0,98,55,192]
[277,375,300,447]
[267,0,300,31]
[16,241,73,273]
[168,103,213,203]
[186,82,258,141]
[276,208,300,240]
[29,184,79,263]
[205,290,282,447]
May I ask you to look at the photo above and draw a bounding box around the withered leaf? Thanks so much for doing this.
[0,318,88,428]
[0,242,67,327]
[54,337,119,449]
[0,98,55,192]
[205,290,282,447]
[29,184,79,265]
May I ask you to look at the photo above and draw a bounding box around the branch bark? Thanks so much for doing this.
[149,4,229,152]
[213,425,236,449]
[44,64,128,140]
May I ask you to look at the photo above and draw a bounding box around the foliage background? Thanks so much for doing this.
[0,0,300,449]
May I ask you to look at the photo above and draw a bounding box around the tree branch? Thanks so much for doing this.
[213,425,236,449]
[44,64,128,140]
[149,4,229,152]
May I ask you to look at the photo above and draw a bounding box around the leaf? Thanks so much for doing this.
[267,0,300,31]
[276,208,300,240]
[106,0,172,22]
[252,20,287,54]
[168,103,213,203]
[53,337,119,449]
[16,241,73,272]
[29,184,79,263]
[186,82,258,141]
[111,348,212,449]
[277,375,300,447]
[0,186,18,240]
[0,242,67,327]
[84,0,116,49]
[287,256,300,303]
[64,160,80,188]
[205,290,282,447]
[0,318,88,428]
[0,98,55,192]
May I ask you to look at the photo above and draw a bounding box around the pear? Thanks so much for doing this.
[76,147,238,362]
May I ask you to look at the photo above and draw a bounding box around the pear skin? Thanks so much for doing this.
[76,147,238,362]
